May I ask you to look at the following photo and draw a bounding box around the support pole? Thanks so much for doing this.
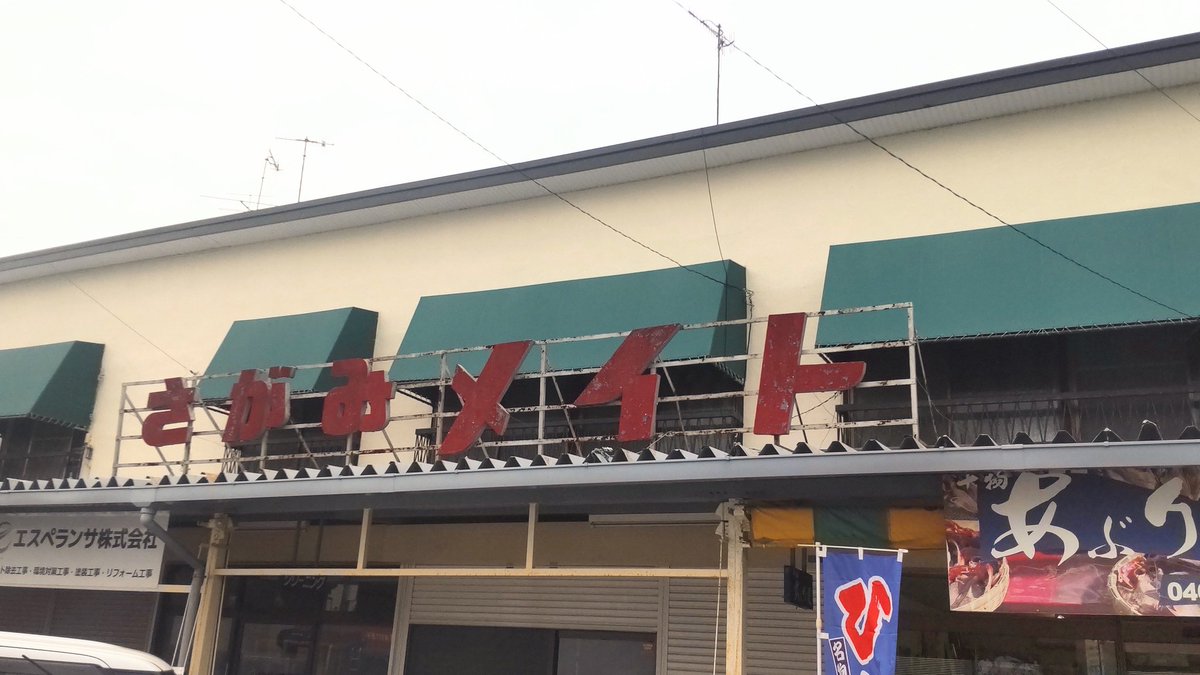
[189,515,231,675]
[723,502,747,675]
[357,507,373,569]
[525,503,538,570]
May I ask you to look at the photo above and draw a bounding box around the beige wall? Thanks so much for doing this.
[225,521,721,568]
[3,85,1198,478]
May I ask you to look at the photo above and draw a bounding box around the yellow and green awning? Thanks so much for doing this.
[751,506,943,549]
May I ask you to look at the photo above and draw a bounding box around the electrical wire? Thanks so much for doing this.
[664,0,1191,320]
[722,39,1191,319]
[1044,0,1200,126]
[275,0,742,295]
[63,276,196,374]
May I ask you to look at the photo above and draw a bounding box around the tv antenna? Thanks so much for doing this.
[276,136,333,202]
[256,150,281,210]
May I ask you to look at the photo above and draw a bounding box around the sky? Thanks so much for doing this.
[1,0,1199,257]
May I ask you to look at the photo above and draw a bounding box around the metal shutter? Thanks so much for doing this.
[0,588,53,634]
[744,568,817,675]
[409,577,660,632]
[665,577,725,674]
[48,590,157,651]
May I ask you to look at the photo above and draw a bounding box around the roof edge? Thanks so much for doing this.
[5,32,1200,281]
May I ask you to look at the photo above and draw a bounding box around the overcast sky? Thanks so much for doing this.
[1,0,1198,257]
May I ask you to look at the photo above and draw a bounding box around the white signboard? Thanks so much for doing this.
[0,511,168,590]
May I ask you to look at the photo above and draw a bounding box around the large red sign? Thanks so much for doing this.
[139,312,865,456]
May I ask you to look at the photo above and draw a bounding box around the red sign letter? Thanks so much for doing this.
[222,367,294,444]
[141,377,195,447]
[439,341,532,458]
[321,359,395,436]
[753,313,866,436]
[835,576,894,665]
[574,324,680,442]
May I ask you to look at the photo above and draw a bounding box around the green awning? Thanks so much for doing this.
[200,307,378,400]
[817,202,1200,346]
[0,341,104,430]
[389,261,748,383]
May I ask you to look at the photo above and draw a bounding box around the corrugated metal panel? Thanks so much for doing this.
[745,568,817,675]
[409,577,660,632]
[666,577,725,674]
[48,590,157,651]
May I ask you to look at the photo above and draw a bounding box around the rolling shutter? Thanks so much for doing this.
[48,590,158,650]
[665,578,725,674]
[0,588,156,651]
[0,588,52,634]
[745,568,817,675]
[409,577,660,632]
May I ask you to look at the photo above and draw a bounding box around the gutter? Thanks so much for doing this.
[140,508,203,671]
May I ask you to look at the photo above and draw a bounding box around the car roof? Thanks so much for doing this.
[0,632,173,671]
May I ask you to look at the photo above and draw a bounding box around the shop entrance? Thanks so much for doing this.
[404,625,657,675]
[216,577,397,675]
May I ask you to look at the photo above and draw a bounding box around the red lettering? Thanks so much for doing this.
[439,341,532,458]
[222,368,293,444]
[321,359,395,436]
[753,313,865,436]
[141,377,195,447]
[574,324,680,441]
[834,576,894,665]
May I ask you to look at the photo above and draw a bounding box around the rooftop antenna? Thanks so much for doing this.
[276,136,333,202]
[674,5,733,123]
[256,150,281,210]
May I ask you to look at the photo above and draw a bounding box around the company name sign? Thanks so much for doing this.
[0,512,168,591]
[139,312,866,458]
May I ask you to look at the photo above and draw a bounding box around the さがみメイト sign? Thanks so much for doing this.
[139,312,868,458]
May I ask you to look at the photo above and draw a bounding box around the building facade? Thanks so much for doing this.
[0,33,1199,675]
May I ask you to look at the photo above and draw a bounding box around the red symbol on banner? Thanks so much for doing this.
[321,359,395,435]
[834,576,894,665]
[439,341,532,458]
[222,367,294,444]
[574,324,680,442]
[753,313,866,436]
[141,377,195,447]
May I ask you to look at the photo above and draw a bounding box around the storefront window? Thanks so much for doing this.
[404,625,655,675]
[216,577,396,675]
[899,572,1200,675]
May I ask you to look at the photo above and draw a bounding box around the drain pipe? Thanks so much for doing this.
[141,507,205,670]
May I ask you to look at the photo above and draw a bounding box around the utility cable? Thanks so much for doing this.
[722,39,1190,319]
[1044,0,1200,126]
[64,276,196,374]
[275,0,740,295]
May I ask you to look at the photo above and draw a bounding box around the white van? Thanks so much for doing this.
[0,632,178,674]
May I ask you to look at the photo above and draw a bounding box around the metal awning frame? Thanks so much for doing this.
[113,303,919,474]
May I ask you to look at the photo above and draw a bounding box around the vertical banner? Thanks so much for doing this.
[820,546,903,675]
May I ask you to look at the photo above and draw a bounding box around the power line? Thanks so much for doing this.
[275,0,739,294]
[1044,0,1200,127]
[695,16,1191,319]
[64,277,196,374]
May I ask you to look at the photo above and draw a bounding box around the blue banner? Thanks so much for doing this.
[821,548,903,675]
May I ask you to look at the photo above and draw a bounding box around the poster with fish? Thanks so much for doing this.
[943,467,1200,615]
